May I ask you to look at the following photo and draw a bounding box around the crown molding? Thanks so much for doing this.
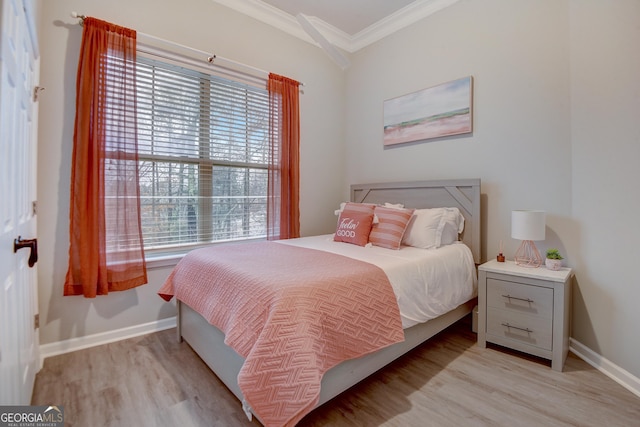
[296,14,350,69]
[211,0,460,53]
[348,0,461,52]
[211,0,316,45]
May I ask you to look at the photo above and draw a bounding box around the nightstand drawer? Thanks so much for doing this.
[487,278,553,318]
[487,307,552,351]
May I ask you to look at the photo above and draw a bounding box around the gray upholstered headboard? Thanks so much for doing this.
[351,179,481,264]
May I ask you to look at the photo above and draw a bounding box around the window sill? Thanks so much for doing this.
[144,237,267,270]
[145,253,184,270]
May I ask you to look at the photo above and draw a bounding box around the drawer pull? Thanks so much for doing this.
[501,322,533,333]
[502,294,534,303]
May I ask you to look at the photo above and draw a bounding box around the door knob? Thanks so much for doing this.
[14,236,38,267]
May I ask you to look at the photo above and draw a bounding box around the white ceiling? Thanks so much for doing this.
[211,0,460,53]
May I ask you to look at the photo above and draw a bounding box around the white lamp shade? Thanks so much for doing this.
[511,210,546,241]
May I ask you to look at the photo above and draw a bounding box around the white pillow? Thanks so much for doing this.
[402,207,465,249]
[334,202,348,216]
[439,207,465,246]
[383,202,405,209]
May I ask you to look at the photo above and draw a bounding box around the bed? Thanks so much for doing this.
[160,179,481,426]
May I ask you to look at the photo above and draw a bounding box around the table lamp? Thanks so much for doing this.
[511,210,545,267]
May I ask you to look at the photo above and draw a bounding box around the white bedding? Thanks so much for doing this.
[278,235,477,328]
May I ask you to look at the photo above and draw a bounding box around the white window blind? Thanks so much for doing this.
[135,55,270,251]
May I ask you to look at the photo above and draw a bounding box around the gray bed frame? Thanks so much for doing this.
[176,179,481,422]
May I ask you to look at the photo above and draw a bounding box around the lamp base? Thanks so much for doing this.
[514,240,543,268]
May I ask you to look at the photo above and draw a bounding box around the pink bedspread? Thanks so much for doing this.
[158,241,404,426]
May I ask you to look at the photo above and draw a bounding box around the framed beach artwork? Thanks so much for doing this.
[383,76,473,146]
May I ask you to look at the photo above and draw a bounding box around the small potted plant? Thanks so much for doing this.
[545,248,563,270]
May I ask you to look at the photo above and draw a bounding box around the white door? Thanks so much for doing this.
[0,0,40,404]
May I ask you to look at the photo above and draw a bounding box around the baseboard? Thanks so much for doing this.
[570,338,640,398]
[39,317,177,367]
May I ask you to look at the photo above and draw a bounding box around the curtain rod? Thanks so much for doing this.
[70,12,304,87]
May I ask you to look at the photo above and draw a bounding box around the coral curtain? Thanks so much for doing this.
[64,17,147,297]
[267,73,301,240]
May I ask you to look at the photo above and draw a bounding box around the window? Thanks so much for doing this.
[136,55,271,251]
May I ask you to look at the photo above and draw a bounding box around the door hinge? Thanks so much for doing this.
[33,86,45,102]
[32,201,37,216]
[34,314,39,329]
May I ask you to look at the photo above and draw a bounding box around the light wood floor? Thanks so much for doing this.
[32,316,640,426]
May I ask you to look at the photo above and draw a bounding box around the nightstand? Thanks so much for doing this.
[477,259,573,371]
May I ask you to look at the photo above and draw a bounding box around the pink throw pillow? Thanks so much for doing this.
[334,210,374,246]
[339,202,376,215]
[369,206,414,250]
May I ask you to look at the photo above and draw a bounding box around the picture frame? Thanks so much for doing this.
[383,76,473,146]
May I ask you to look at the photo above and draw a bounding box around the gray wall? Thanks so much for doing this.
[344,0,639,379]
[569,0,640,380]
[37,0,640,381]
